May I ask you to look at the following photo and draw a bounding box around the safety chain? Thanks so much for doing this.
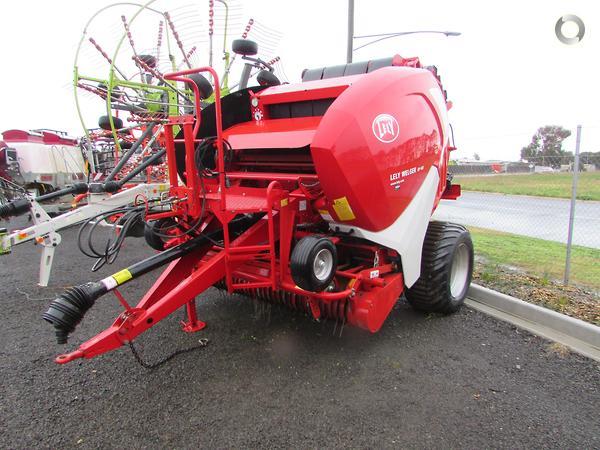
[128,338,209,369]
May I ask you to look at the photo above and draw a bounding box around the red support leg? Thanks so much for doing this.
[181,298,206,333]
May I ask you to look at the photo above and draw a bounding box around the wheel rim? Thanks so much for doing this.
[313,248,334,281]
[450,243,470,298]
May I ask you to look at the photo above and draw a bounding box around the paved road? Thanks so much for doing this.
[1,218,599,449]
[434,191,600,249]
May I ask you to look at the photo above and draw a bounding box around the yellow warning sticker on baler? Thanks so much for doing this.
[332,197,356,221]
[112,269,133,285]
[280,198,289,207]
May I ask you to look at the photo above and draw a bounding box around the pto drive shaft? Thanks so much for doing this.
[43,234,212,344]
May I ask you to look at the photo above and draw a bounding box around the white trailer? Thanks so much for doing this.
[1,129,87,195]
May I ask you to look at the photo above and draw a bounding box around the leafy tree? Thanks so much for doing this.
[520,125,572,167]
[473,152,480,161]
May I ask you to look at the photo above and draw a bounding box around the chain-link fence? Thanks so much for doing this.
[436,151,599,296]
[448,155,599,176]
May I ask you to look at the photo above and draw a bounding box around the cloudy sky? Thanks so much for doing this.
[0,0,597,161]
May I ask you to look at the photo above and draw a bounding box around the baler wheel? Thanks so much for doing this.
[406,221,473,314]
[291,236,337,292]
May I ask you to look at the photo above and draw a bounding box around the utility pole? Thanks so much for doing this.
[347,0,354,63]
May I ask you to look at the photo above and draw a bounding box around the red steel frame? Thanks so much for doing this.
[55,68,407,364]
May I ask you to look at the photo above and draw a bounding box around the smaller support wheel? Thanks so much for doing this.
[290,236,337,292]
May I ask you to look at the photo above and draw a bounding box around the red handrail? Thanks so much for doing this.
[164,67,226,212]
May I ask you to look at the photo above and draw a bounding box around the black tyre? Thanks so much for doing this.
[256,70,281,87]
[406,221,473,314]
[144,219,174,250]
[98,115,123,131]
[137,54,157,68]
[185,73,213,99]
[119,215,145,238]
[291,236,337,292]
[232,38,258,56]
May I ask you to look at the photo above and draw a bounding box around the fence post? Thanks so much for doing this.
[347,0,354,63]
[564,124,581,285]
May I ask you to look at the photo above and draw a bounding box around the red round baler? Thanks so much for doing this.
[44,53,473,365]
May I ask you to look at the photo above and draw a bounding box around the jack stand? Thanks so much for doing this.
[181,298,206,333]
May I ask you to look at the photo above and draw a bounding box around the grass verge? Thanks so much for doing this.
[469,227,599,291]
[469,227,599,325]
[454,172,600,201]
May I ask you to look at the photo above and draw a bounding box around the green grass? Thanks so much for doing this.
[469,227,600,291]
[454,172,600,201]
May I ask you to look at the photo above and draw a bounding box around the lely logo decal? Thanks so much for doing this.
[372,114,399,143]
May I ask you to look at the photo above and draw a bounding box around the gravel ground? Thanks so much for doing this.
[1,217,599,449]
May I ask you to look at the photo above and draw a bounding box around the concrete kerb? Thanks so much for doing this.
[466,283,600,362]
